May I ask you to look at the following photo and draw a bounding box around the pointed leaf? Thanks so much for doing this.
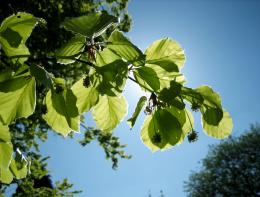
[43,89,80,136]
[0,76,36,125]
[145,38,185,70]
[107,31,145,66]
[92,95,127,132]
[71,77,99,113]
[55,35,86,65]
[62,12,117,38]
[127,96,147,128]
[202,111,233,139]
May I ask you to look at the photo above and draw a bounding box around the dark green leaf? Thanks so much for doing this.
[29,64,53,88]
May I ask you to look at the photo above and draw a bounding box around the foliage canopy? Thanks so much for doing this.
[184,124,260,197]
[0,1,232,190]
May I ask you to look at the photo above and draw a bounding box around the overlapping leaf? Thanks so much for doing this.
[92,95,127,132]
[29,64,53,88]
[145,38,185,71]
[55,35,86,64]
[127,96,147,128]
[0,12,44,63]
[107,31,145,66]
[134,64,185,92]
[43,88,80,136]
[62,12,117,38]
[0,75,36,125]
[202,111,233,139]
[0,125,13,170]
[71,77,99,113]
[141,106,192,152]
[93,59,128,96]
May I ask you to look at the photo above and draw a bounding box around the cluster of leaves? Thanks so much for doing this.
[0,7,233,184]
[0,153,81,196]
[184,124,260,197]
[79,125,131,169]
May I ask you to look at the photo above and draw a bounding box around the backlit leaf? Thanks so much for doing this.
[55,35,86,64]
[145,38,185,70]
[0,12,44,63]
[0,76,36,125]
[107,31,145,66]
[71,77,99,113]
[43,89,80,136]
[92,95,127,132]
[62,12,117,38]
[202,111,233,139]
[127,96,147,128]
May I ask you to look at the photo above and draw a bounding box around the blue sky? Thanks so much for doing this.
[40,0,260,196]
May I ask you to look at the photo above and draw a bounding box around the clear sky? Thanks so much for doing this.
[40,0,260,196]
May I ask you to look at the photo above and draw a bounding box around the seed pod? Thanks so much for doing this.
[55,84,64,94]
[188,130,198,143]
[151,133,162,144]
[83,76,91,88]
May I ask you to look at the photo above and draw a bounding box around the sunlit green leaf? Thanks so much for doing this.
[62,12,117,38]
[0,142,12,170]
[196,86,222,108]
[141,107,185,152]
[71,77,99,113]
[107,31,145,66]
[0,125,12,170]
[196,86,223,125]
[127,96,147,128]
[0,167,13,184]
[0,12,44,63]
[93,60,128,96]
[0,125,11,142]
[145,38,185,71]
[141,114,168,152]
[55,35,86,65]
[134,64,185,92]
[43,89,80,136]
[0,76,36,125]
[9,157,27,179]
[92,95,127,132]
[158,81,182,104]
[202,111,233,139]
[96,48,121,67]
